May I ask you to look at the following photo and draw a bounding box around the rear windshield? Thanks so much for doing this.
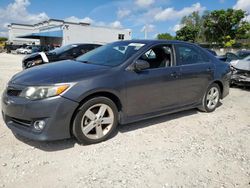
[49,44,77,54]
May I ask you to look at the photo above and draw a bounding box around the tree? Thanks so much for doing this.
[176,25,199,42]
[203,9,249,46]
[236,21,250,39]
[181,11,202,28]
[157,33,174,40]
[224,35,236,47]
[176,11,204,42]
[0,37,7,48]
[0,37,7,42]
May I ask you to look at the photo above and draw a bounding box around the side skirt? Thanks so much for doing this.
[119,102,201,125]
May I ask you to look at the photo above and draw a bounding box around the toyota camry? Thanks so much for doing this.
[2,40,231,144]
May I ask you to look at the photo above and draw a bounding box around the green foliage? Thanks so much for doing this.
[203,9,248,44]
[157,33,174,40]
[176,25,199,42]
[177,11,205,42]
[236,21,250,39]
[223,35,236,47]
[0,37,7,42]
[175,9,250,47]
[181,11,202,28]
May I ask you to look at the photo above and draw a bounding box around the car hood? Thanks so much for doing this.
[10,60,110,85]
[23,52,40,60]
[232,60,250,71]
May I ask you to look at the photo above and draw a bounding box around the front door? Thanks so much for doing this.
[124,44,181,117]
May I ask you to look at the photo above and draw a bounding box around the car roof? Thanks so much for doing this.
[119,39,197,46]
[238,50,250,53]
[70,43,102,46]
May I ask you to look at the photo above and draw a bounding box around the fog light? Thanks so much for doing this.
[33,120,45,131]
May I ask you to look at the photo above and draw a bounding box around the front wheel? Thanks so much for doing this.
[198,83,221,112]
[72,97,118,144]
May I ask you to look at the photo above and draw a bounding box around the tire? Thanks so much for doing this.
[72,97,118,144]
[198,83,221,112]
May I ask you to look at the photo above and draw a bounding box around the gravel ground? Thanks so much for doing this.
[0,53,249,188]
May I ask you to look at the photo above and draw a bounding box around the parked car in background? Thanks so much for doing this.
[217,52,239,63]
[2,40,231,144]
[31,46,42,54]
[16,46,32,54]
[217,50,250,63]
[236,50,250,59]
[5,44,22,53]
[22,43,101,69]
[205,48,217,56]
[230,55,250,86]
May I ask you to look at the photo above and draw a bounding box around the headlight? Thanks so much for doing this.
[19,84,71,100]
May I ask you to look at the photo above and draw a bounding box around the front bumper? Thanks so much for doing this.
[1,89,79,141]
[231,73,250,86]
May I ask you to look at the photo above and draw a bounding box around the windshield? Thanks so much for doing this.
[76,41,145,67]
[236,51,250,59]
[243,55,250,61]
[49,44,77,54]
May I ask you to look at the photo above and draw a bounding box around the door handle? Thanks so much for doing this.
[206,67,212,72]
[170,72,178,78]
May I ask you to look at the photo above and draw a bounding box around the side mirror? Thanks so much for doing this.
[133,60,150,72]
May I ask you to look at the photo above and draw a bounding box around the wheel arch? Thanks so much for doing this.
[213,80,224,99]
[77,91,122,112]
[69,91,123,136]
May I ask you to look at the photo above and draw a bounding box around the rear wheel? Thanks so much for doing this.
[72,97,118,144]
[199,83,221,112]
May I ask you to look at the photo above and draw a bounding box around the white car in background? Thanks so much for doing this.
[230,55,250,67]
[230,55,250,86]
[16,46,32,54]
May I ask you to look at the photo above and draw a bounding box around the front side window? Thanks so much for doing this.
[139,45,172,69]
[76,42,145,67]
[176,44,210,66]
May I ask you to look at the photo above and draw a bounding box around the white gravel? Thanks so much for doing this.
[0,53,249,188]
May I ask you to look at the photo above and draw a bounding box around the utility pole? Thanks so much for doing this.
[144,24,148,39]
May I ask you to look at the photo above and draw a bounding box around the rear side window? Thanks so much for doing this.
[175,44,210,66]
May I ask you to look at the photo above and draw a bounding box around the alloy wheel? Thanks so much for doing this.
[206,87,219,110]
[80,103,114,140]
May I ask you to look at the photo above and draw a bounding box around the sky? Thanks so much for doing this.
[0,0,249,39]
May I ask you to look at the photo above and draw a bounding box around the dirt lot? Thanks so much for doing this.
[0,53,249,188]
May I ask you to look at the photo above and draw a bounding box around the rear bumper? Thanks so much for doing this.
[1,91,78,141]
[221,72,231,99]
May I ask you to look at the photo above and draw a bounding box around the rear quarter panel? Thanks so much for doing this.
[213,59,231,98]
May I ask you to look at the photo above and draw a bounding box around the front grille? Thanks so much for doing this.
[7,88,22,96]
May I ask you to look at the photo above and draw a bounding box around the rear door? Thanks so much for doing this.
[174,44,214,106]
